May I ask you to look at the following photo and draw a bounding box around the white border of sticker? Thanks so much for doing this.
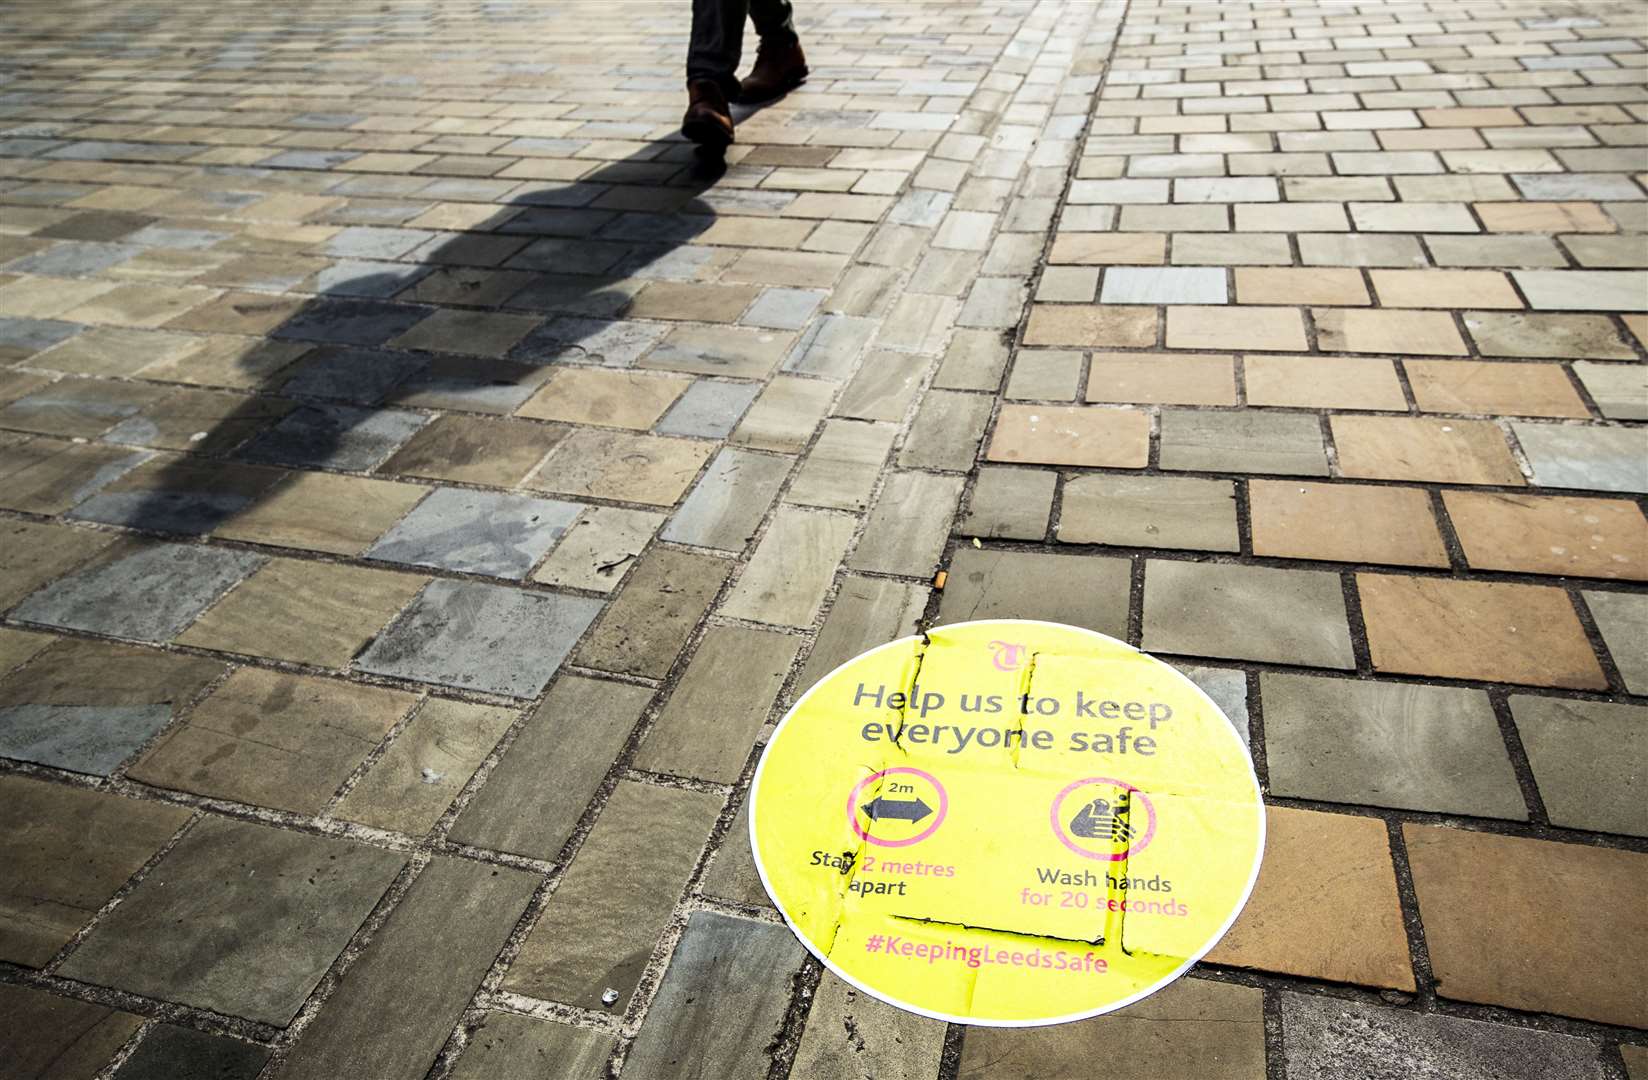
[748,619,1267,1028]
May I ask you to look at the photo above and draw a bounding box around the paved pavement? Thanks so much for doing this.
[0,0,1645,1077]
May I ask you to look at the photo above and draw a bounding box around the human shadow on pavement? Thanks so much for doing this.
[75,124,754,541]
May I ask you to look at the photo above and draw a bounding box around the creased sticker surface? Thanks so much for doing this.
[750,619,1264,1026]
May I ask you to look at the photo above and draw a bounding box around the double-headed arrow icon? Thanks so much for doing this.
[861,796,933,823]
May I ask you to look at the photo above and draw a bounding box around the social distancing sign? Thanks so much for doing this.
[750,620,1264,1027]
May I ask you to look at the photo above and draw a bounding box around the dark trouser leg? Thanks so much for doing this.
[749,0,798,46]
[687,0,749,92]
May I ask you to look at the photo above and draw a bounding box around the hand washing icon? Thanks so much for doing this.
[1069,791,1134,844]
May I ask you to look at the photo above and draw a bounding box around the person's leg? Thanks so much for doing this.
[687,0,750,97]
[739,0,806,103]
[747,0,798,46]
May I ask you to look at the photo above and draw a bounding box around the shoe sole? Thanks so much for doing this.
[682,116,734,147]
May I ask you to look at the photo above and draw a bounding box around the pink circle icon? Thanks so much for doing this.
[847,767,947,847]
[1050,777,1156,862]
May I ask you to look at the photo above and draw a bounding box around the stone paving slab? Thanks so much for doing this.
[1,0,1645,1074]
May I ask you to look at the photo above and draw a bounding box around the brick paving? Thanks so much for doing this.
[0,0,1644,1077]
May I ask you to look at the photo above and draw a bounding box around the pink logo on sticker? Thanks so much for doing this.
[989,640,1027,671]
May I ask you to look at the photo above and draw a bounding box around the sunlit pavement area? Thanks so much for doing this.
[0,0,1645,1076]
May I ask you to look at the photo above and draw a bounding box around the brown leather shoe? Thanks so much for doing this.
[739,38,807,103]
[682,79,735,148]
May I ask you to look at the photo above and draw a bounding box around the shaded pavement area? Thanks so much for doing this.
[0,1,1644,1077]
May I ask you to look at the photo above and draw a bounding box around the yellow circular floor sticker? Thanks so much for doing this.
[750,620,1264,1026]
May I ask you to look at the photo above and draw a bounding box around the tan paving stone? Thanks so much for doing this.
[987,404,1149,467]
[1404,825,1647,1027]
[0,520,118,611]
[1332,416,1523,486]
[334,698,516,836]
[1244,355,1407,411]
[1475,201,1617,233]
[1368,270,1521,309]
[626,282,760,322]
[1250,480,1448,568]
[1165,305,1307,352]
[379,415,562,487]
[1314,308,1467,356]
[1023,303,1157,347]
[1085,352,1236,406]
[1048,232,1166,265]
[177,558,427,667]
[1233,268,1370,306]
[1358,575,1606,689]
[1405,359,1589,419]
[532,429,710,505]
[215,471,427,555]
[131,667,414,813]
[1207,805,1413,990]
[1443,492,1646,581]
[0,775,191,967]
[517,368,689,429]
[0,984,143,1078]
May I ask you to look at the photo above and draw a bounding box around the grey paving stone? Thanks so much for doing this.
[662,448,790,552]
[1584,590,1648,694]
[356,579,601,697]
[937,548,1131,637]
[273,299,428,347]
[834,350,927,421]
[1143,560,1354,669]
[746,287,825,330]
[634,626,799,783]
[622,911,805,1080]
[0,379,169,439]
[1059,474,1239,551]
[366,488,580,579]
[1006,350,1083,400]
[961,465,1055,540]
[1513,696,1648,838]
[278,346,425,404]
[1514,173,1644,201]
[504,782,721,1011]
[958,277,1029,329]
[323,226,433,260]
[1102,266,1228,304]
[1264,673,1524,818]
[640,325,787,379]
[4,240,140,276]
[0,703,175,777]
[793,971,947,1080]
[573,546,730,678]
[934,329,1011,391]
[0,316,80,358]
[60,816,405,1026]
[1278,992,1610,1080]
[960,978,1265,1080]
[240,403,427,471]
[733,375,833,452]
[69,462,284,537]
[13,541,264,644]
[900,389,993,470]
[655,380,761,438]
[312,259,429,299]
[115,1025,269,1080]
[721,507,857,629]
[389,355,549,414]
[1159,410,1330,476]
[701,794,770,908]
[274,857,537,1080]
[1178,664,1251,746]
[448,1013,614,1080]
[850,470,964,577]
[786,419,896,510]
[800,574,930,692]
[449,677,648,860]
[1573,361,1648,421]
[1513,422,1648,494]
